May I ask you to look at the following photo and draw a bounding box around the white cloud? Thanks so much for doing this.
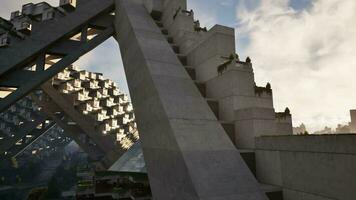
[220,0,234,7]
[188,0,218,29]
[236,0,356,131]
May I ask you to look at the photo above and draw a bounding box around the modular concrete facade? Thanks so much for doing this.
[255,135,356,200]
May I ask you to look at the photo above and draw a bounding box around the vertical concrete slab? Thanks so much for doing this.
[114,0,267,199]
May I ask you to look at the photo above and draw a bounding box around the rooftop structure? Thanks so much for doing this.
[350,110,356,133]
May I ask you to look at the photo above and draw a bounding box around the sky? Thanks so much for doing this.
[1,0,356,132]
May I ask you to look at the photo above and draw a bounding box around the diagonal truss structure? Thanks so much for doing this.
[0,65,138,169]
[0,0,115,112]
[0,0,269,199]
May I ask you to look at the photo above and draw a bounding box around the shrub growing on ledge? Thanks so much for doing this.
[275,107,292,119]
[217,53,241,75]
[266,82,271,90]
[254,85,272,96]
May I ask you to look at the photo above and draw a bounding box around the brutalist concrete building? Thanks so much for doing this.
[0,0,355,200]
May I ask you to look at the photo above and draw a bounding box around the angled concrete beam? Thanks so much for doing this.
[0,26,114,112]
[0,70,36,88]
[0,0,114,77]
[114,0,267,199]
[0,113,48,154]
[7,121,56,158]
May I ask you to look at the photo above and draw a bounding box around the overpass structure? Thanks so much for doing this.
[0,0,299,199]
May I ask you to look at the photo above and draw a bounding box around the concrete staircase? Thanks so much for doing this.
[153,15,283,200]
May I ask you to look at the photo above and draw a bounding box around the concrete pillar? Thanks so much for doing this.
[114,0,267,199]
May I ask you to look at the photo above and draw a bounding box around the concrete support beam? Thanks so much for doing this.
[0,0,114,76]
[8,121,56,158]
[0,26,113,112]
[0,113,47,154]
[114,0,267,199]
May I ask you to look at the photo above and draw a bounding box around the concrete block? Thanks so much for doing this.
[235,108,276,149]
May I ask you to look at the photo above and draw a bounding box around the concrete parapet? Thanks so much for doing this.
[256,134,356,153]
[275,113,293,135]
[350,109,356,133]
[255,134,356,200]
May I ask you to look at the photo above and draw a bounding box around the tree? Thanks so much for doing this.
[246,56,251,63]
[266,82,271,90]
[235,53,240,61]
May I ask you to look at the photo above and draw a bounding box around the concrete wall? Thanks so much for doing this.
[206,65,274,121]
[255,135,356,200]
[275,116,293,135]
[235,108,276,149]
[187,25,235,82]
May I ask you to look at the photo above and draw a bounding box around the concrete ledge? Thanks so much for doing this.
[235,107,275,121]
[256,134,356,154]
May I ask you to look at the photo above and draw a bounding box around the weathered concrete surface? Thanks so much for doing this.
[114,0,267,199]
[256,135,356,200]
[235,108,277,149]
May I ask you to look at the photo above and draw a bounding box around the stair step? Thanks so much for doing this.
[177,54,187,66]
[184,67,196,80]
[161,29,169,35]
[239,149,256,177]
[206,99,219,119]
[221,122,235,144]
[194,82,206,97]
[260,184,283,200]
[166,36,173,44]
[155,21,163,28]
[171,44,180,54]
[151,11,162,21]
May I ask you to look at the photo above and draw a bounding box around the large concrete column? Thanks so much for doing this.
[114,0,267,199]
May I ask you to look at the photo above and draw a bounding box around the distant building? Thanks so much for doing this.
[293,123,307,135]
[335,123,351,134]
[313,126,333,135]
